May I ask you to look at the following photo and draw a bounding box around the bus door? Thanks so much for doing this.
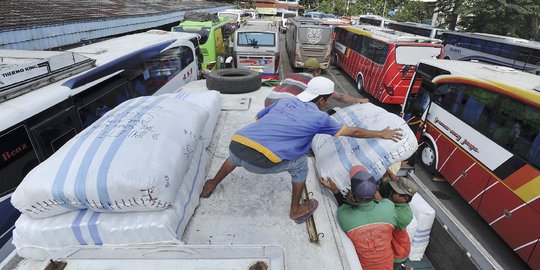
[402,73,433,140]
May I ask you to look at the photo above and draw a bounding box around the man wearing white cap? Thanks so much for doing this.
[264,58,368,107]
[201,77,402,224]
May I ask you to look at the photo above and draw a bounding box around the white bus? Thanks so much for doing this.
[358,15,392,28]
[440,31,540,75]
[386,21,443,39]
[0,30,201,257]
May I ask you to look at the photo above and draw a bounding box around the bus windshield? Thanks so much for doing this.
[237,32,275,47]
[298,27,332,45]
[395,46,442,65]
[172,27,210,45]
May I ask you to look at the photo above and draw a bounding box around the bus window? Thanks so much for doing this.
[490,96,540,166]
[470,38,485,52]
[77,81,131,128]
[433,83,496,132]
[444,33,458,45]
[180,46,194,69]
[366,38,389,65]
[237,32,275,47]
[354,34,363,53]
[484,41,501,55]
[499,44,517,58]
[0,125,39,197]
[457,36,471,49]
[33,112,78,156]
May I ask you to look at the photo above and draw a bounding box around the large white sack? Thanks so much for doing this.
[408,194,436,261]
[167,90,221,147]
[13,142,209,260]
[12,95,208,219]
[313,103,418,193]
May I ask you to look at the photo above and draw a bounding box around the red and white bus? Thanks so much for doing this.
[332,25,444,104]
[402,59,540,269]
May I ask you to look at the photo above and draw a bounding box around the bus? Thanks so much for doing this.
[386,21,443,39]
[233,21,280,80]
[332,25,444,104]
[172,13,234,71]
[285,18,333,69]
[358,15,391,28]
[402,59,540,269]
[440,31,540,75]
[0,30,201,256]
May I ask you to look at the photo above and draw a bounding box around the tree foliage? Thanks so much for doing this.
[459,0,540,40]
[296,0,539,40]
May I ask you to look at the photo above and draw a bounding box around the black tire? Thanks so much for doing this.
[206,69,262,94]
[418,139,437,175]
[356,75,364,93]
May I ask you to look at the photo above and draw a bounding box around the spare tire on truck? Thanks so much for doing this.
[206,69,262,94]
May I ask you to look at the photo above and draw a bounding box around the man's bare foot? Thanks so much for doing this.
[290,199,319,224]
[200,179,218,198]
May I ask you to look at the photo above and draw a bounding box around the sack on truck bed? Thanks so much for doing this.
[12,95,208,219]
[167,90,221,148]
[312,103,418,192]
[13,143,209,260]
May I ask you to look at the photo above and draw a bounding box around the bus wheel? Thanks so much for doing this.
[419,139,437,175]
[206,69,262,93]
[356,76,364,93]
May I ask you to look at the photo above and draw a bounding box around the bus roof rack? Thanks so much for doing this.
[482,65,517,73]
[0,50,95,102]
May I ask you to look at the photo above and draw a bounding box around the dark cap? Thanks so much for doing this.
[349,165,377,199]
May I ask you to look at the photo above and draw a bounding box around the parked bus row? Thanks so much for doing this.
[357,17,540,76]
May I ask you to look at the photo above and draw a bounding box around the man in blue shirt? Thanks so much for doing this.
[201,77,403,224]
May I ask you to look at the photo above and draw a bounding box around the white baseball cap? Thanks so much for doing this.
[297,77,335,102]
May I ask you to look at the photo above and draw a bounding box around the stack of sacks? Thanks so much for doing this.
[407,194,436,261]
[11,91,221,259]
[312,103,418,193]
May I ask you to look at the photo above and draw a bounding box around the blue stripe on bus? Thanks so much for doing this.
[333,113,382,180]
[74,98,147,208]
[176,143,204,235]
[344,108,393,172]
[71,210,88,245]
[88,212,102,245]
[97,96,167,210]
[63,40,176,89]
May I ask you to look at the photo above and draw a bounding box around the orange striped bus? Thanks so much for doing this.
[332,25,443,104]
[402,59,540,269]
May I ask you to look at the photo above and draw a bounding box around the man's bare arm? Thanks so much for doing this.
[340,126,403,142]
[333,92,369,104]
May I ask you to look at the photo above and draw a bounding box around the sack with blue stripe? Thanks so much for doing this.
[12,95,208,219]
[12,142,210,259]
[312,103,418,193]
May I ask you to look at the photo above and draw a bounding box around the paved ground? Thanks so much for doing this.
[277,31,531,270]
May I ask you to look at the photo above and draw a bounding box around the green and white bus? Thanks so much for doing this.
[172,14,234,71]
